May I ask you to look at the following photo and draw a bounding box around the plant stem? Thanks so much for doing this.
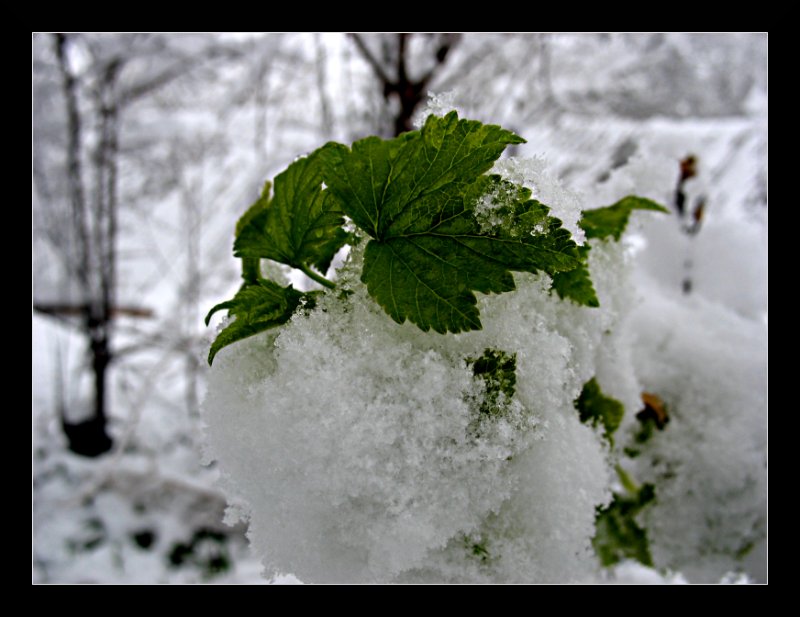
[615,464,639,494]
[299,263,336,290]
[241,257,261,284]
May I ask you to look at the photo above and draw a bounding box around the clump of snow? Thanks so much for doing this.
[626,281,767,582]
[412,91,461,128]
[472,181,529,236]
[473,186,507,233]
[596,562,751,585]
[597,561,689,585]
[588,211,767,585]
[602,141,768,583]
[202,166,640,583]
[203,267,617,582]
[202,146,767,584]
[492,156,585,245]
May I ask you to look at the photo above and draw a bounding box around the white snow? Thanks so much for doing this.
[413,90,461,128]
[202,163,653,583]
[492,156,586,245]
[626,270,767,582]
[203,117,767,582]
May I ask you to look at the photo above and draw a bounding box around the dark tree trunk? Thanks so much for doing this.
[350,33,460,137]
[53,33,117,457]
[62,317,113,457]
[60,311,114,458]
[58,313,113,457]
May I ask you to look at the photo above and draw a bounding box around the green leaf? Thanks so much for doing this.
[234,150,349,275]
[323,112,581,334]
[319,133,415,237]
[205,280,303,365]
[236,182,272,284]
[580,195,669,242]
[468,348,517,418]
[574,377,625,443]
[551,245,599,307]
[236,181,271,237]
[593,470,656,568]
[463,534,493,564]
[551,196,667,306]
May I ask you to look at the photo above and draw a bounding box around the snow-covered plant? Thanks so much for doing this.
[202,112,765,583]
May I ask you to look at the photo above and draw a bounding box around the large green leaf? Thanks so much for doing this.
[235,150,349,274]
[323,112,581,334]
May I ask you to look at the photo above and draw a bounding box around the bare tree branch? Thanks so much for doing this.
[396,33,409,85]
[419,33,462,86]
[119,41,243,106]
[314,33,334,138]
[348,33,392,86]
[350,33,463,136]
[34,302,153,319]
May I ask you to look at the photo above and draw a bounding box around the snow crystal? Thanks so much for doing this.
[472,181,528,235]
[412,91,460,128]
[473,189,506,233]
[492,156,586,245]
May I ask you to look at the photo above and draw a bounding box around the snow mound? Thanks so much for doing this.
[627,279,767,582]
[202,152,767,583]
[202,193,637,583]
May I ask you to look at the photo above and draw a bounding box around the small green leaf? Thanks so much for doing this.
[236,181,272,237]
[468,348,517,418]
[235,182,272,284]
[593,470,656,568]
[206,280,303,365]
[235,149,349,275]
[324,112,580,334]
[580,195,669,242]
[575,377,625,443]
[551,196,667,306]
[551,245,599,307]
[463,535,492,563]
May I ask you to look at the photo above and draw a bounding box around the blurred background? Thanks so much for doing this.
[32,33,767,583]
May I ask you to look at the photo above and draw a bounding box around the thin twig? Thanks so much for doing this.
[348,34,392,86]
